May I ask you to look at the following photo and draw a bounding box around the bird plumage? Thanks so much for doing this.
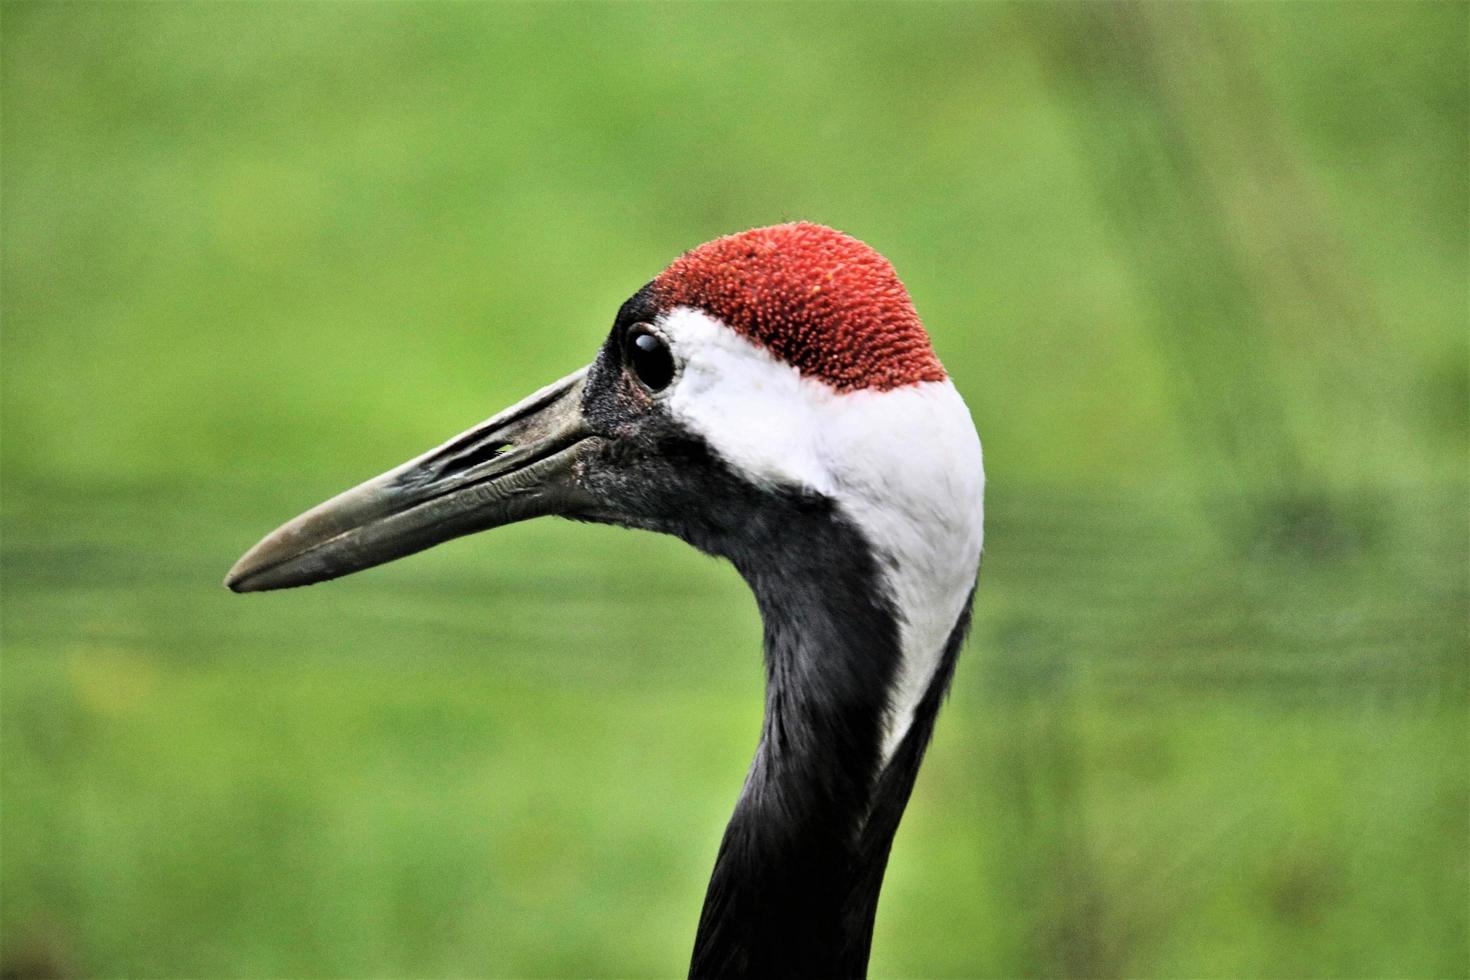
[228,222,984,979]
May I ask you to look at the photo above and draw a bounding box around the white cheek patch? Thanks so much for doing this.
[660,307,985,766]
[662,307,837,496]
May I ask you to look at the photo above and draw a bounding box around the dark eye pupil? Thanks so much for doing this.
[627,327,674,391]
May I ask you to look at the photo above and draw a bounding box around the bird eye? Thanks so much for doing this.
[624,324,675,392]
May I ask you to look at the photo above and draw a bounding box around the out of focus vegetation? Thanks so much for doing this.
[2,3,1465,977]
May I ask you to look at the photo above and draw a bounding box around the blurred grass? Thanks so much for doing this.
[2,2,1466,978]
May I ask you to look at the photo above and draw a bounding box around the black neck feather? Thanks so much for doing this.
[568,391,975,978]
[687,505,974,979]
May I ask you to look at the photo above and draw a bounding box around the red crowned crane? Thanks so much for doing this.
[228,222,985,978]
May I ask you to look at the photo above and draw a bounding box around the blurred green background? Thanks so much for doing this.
[2,3,1466,977]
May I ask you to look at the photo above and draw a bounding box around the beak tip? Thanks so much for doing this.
[224,562,258,593]
[225,536,339,593]
[225,545,278,593]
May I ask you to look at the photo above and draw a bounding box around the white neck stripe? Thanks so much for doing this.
[658,307,985,764]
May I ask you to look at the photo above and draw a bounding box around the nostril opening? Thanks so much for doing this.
[439,441,515,479]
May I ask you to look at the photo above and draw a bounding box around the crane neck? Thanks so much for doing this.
[687,506,973,979]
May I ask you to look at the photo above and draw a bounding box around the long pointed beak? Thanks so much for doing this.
[226,367,599,592]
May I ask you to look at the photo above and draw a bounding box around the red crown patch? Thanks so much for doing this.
[653,223,945,392]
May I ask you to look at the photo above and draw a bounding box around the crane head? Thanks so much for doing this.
[225,223,982,631]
